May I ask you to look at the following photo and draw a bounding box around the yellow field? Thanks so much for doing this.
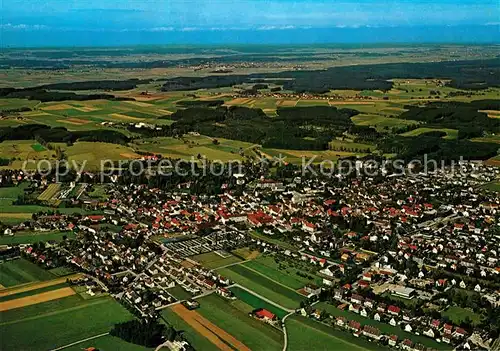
[73,106,100,112]
[0,274,84,297]
[0,287,76,311]
[41,104,74,111]
[108,113,143,121]
[123,101,154,108]
[37,183,61,201]
[480,110,500,118]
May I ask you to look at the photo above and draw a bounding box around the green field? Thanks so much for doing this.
[160,307,220,351]
[316,302,450,350]
[1,295,134,351]
[191,251,242,269]
[167,285,193,301]
[65,335,153,351]
[217,264,305,310]
[0,258,54,287]
[442,306,483,327]
[196,294,284,351]
[400,127,459,140]
[229,286,288,319]
[0,230,74,246]
[286,315,387,351]
[243,255,321,290]
[31,143,46,152]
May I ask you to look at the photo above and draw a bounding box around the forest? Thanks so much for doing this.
[0,87,135,102]
[160,58,500,93]
[168,105,358,150]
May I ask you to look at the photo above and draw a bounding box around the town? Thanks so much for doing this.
[1,159,499,351]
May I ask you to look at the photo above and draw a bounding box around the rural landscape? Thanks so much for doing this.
[1,1,500,351]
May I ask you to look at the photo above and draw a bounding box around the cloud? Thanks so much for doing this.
[0,23,50,30]
[149,26,175,32]
[257,25,296,30]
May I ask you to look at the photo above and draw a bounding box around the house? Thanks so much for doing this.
[374,313,381,321]
[336,316,347,327]
[254,309,277,323]
[304,284,321,296]
[431,319,440,329]
[424,328,435,338]
[348,320,361,332]
[388,305,400,316]
[454,328,466,338]
[351,294,364,304]
[401,339,414,350]
[443,323,453,334]
[362,325,381,340]
[349,304,361,314]
[404,324,413,333]
[389,335,398,347]
[360,308,368,317]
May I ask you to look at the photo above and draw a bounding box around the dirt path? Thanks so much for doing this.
[0,287,76,311]
[0,273,83,297]
[171,304,251,351]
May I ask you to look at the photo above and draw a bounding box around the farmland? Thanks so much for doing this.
[0,258,54,287]
[65,335,154,351]
[229,285,288,318]
[217,263,306,309]
[195,294,284,351]
[242,254,322,290]
[191,251,242,269]
[0,295,134,351]
[286,315,387,351]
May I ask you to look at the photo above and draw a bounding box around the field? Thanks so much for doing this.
[400,127,459,140]
[161,306,220,351]
[316,302,449,350]
[442,306,483,326]
[166,285,193,301]
[170,303,252,351]
[191,251,242,269]
[0,258,54,287]
[195,294,284,351]
[217,264,305,310]
[37,183,61,202]
[0,140,141,170]
[229,286,288,319]
[286,315,387,351]
[0,286,76,311]
[0,295,134,351]
[65,335,153,351]
[242,254,322,290]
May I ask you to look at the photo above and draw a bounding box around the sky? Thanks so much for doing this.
[1,0,499,46]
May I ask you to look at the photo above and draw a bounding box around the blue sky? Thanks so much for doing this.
[1,0,499,46]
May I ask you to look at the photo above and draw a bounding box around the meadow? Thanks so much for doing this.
[217,264,305,310]
[190,251,242,269]
[0,230,75,246]
[286,315,387,351]
[229,286,288,319]
[0,295,134,351]
[64,335,153,351]
[242,254,322,290]
[0,258,54,287]
[441,306,483,327]
[196,294,284,351]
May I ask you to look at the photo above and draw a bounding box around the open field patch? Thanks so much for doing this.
[0,286,76,311]
[0,274,83,297]
[65,335,153,351]
[286,315,386,351]
[0,230,75,246]
[217,264,305,309]
[0,295,134,351]
[191,251,242,269]
[479,109,500,118]
[124,100,154,108]
[109,113,143,121]
[37,183,61,201]
[229,286,288,319]
[41,103,74,111]
[0,259,54,288]
[442,306,483,326]
[400,127,458,140]
[196,294,283,351]
[73,106,100,112]
[171,303,251,351]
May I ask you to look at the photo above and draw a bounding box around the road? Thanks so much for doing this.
[281,312,294,351]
